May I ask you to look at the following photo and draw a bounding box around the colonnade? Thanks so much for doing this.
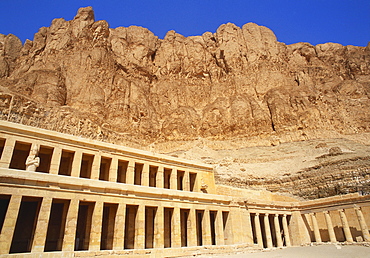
[1,121,370,257]
[251,213,291,248]
[0,133,203,193]
[308,207,370,243]
[0,193,232,255]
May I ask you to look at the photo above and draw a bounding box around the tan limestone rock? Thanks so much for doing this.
[0,6,369,150]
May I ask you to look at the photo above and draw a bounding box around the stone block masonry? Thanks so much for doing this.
[0,121,369,257]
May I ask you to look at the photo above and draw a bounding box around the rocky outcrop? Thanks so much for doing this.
[0,34,22,78]
[1,6,369,146]
[221,157,370,200]
[0,7,369,199]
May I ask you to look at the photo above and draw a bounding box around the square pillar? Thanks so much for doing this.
[310,213,321,243]
[89,201,104,251]
[323,211,337,243]
[188,208,197,246]
[354,206,370,241]
[126,160,135,185]
[70,150,82,177]
[62,199,79,251]
[202,209,212,245]
[0,138,15,168]
[282,214,291,246]
[215,210,225,245]
[154,206,164,248]
[195,173,201,192]
[170,168,177,190]
[31,197,53,252]
[254,213,263,248]
[142,163,150,187]
[135,204,145,249]
[49,147,62,175]
[183,170,190,191]
[0,195,22,254]
[113,203,126,250]
[274,214,283,247]
[156,166,164,188]
[109,157,119,182]
[90,153,101,180]
[339,209,353,243]
[264,213,273,248]
[172,207,182,247]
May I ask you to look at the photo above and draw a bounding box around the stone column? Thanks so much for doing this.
[310,213,322,243]
[84,204,94,249]
[106,205,116,249]
[338,209,353,242]
[126,160,135,185]
[215,210,225,245]
[109,157,119,182]
[202,209,212,245]
[0,138,15,168]
[188,208,197,246]
[90,153,101,180]
[354,206,370,241]
[264,213,273,248]
[89,201,104,251]
[156,166,164,188]
[282,214,291,246]
[70,150,82,177]
[183,170,190,191]
[172,207,182,247]
[62,199,80,251]
[135,204,145,249]
[193,173,199,192]
[31,197,53,252]
[0,195,22,254]
[324,211,337,243]
[142,163,150,186]
[113,203,126,250]
[274,214,283,247]
[170,168,177,190]
[154,206,164,248]
[49,147,62,175]
[254,213,263,248]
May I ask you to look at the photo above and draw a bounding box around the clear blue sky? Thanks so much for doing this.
[0,0,369,46]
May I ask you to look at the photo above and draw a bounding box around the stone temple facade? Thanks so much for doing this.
[0,120,369,257]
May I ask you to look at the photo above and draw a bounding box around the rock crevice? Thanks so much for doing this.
[1,7,369,145]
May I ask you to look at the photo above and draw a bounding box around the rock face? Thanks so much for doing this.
[1,6,369,147]
[0,7,369,199]
[0,34,22,78]
[166,136,370,200]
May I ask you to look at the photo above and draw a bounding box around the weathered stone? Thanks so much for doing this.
[0,34,22,77]
[0,7,369,200]
[1,7,369,145]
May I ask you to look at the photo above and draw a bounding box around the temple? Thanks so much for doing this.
[0,120,369,257]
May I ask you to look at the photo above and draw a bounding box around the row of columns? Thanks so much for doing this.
[309,207,370,243]
[0,195,228,254]
[0,139,198,192]
[253,213,291,249]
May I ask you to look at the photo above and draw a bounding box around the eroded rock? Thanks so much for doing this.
[0,6,369,146]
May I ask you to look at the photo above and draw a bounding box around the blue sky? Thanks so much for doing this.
[0,0,369,46]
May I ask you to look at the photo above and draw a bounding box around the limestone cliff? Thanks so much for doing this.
[0,7,369,198]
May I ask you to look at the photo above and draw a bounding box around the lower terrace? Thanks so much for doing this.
[0,121,368,257]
